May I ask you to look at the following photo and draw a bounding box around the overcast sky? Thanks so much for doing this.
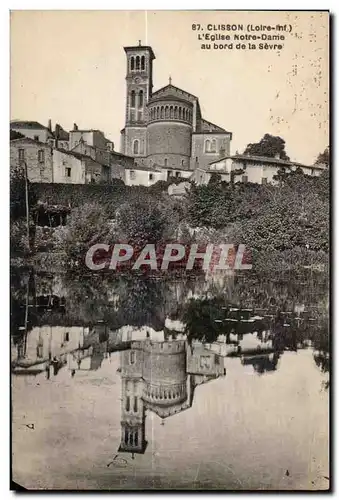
[10,10,329,164]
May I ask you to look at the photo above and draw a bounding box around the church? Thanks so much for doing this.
[120,42,232,171]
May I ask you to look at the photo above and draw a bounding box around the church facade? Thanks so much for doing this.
[120,43,232,171]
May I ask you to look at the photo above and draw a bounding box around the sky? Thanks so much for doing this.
[10,10,329,165]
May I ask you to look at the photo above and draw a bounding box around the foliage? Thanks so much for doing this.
[116,196,186,246]
[315,146,329,167]
[243,133,290,160]
[10,168,37,222]
[59,203,115,265]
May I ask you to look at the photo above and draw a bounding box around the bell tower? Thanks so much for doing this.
[121,42,156,159]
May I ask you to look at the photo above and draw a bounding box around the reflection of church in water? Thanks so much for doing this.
[118,339,225,455]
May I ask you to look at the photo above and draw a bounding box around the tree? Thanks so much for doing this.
[60,203,114,266]
[243,134,290,160]
[208,173,222,186]
[116,199,174,246]
[315,146,329,167]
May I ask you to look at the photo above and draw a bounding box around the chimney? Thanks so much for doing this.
[48,119,52,131]
[55,124,60,148]
[73,123,78,131]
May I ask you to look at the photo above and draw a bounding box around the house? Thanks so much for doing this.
[10,137,53,182]
[47,123,70,150]
[69,123,114,151]
[192,154,327,186]
[124,163,166,186]
[10,137,109,184]
[71,138,135,182]
[10,120,54,144]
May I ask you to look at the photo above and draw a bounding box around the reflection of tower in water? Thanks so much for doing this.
[142,340,188,417]
[118,339,225,455]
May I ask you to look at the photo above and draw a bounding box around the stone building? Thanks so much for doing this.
[10,137,109,184]
[120,43,232,172]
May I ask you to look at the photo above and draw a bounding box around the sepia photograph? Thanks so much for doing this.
[10,10,330,491]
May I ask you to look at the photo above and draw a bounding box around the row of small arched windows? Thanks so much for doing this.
[130,55,145,71]
[130,90,143,108]
[149,105,192,121]
[146,387,182,401]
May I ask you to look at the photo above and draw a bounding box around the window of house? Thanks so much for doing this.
[262,177,268,185]
[130,56,135,71]
[130,351,135,364]
[136,56,140,70]
[38,149,45,163]
[139,90,143,107]
[130,170,136,180]
[181,159,185,166]
[168,170,172,178]
[164,158,168,167]
[133,140,139,155]
[242,175,248,183]
[205,140,211,153]
[211,139,217,153]
[65,167,71,178]
[125,396,130,412]
[34,135,39,141]
[149,173,154,181]
[18,149,25,161]
[141,56,145,70]
[64,331,69,342]
[133,396,138,413]
[175,171,181,178]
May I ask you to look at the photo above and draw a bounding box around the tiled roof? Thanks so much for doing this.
[209,154,320,169]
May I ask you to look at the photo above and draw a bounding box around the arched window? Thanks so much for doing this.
[133,140,139,155]
[170,106,173,119]
[205,139,211,152]
[211,139,217,152]
[179,107,182,120]
[138,90,143,107]
[131,90,136,107]
[141,56,145,70]
[164,158,168,167]
[130,57,135,71]
[126,396,130,412]
[165,106,169,118]
[133,396,138,413]
[136,56,140,70]
[160,106,164,119]
[174,106,178,119]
